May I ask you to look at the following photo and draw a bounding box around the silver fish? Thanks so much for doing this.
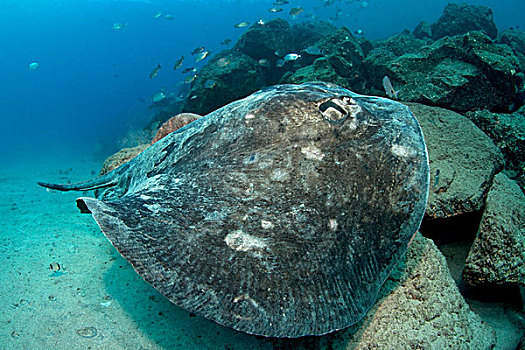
[283,53,301,61]
[382,76,398,100]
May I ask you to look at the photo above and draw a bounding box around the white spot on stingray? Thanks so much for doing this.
[145,203,162,213]
[391,144,416,158]
[233,294,258,306]
[225,230,267,252]
[347,118,358,130]
[270,168,290,182]
[139,194,152,200]
[232,294,260,320]
[245,113,255,120]
[329,218,338,231]
[301,146,325,160]
[261,220,274,229]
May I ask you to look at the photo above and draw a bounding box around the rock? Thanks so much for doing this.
[500,31,525,54]
[233,19,295,61]
[151,113,201,144]
[291,21,338,50]
[466,109,525,192]
[99,144,149,176]
[431,3,498,40]
[365,31,520,112]
[405,102,504,218]
[280,57,348,87]
[375,31,429,57]
[316,27,365,80]
[413,21,432,40]
[181,50,265,115]
[362,31,428,95]
[344,233,496,350]
[498,30,525,109]
[462,173,525,286]
[499,29,525,67]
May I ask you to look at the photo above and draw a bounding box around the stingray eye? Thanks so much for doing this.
[318,96,356,124]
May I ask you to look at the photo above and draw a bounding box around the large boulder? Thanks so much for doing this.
[362,31,429,95]
[291,21,338,50]
[498,29,525,69]
[99,145,149,176]
[498,29,525,108]
[431,3,498,40]
[316,27,365,80]
[344,233,496,349]
[181,50,265,115]
[280,57,348,87]
[413,21,432,40]
[150,113,201,144]
[365,31,520,112]
[405,102,504,218]
[466,108,525,192]
[462,173,525,286]
[233,19,295,61]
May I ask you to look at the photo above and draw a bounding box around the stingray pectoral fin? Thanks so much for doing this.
[37,175,117,192]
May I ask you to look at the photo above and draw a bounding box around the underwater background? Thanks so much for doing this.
[0,0,523,163]
[1,0,525,349]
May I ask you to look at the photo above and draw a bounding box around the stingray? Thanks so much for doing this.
[39,82,429,338]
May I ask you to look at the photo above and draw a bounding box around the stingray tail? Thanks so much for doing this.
[38,174,117,192]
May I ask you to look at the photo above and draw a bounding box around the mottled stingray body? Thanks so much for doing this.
[39,82,429,337]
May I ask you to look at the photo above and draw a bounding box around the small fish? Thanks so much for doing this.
[189,95,198,99]
[151,91,166,102]
[182,67,196,74]
[258,58,271,68]
[289,7,303,16]
[361,1,368,8]
[304,46,323,56]
[28,62,39,70]
[204,79,217,89]
[234,21,250,28]
[173,56,184,70]
[273,0,289,5]
[257,19,266,25]
[49,262,61,272]
[283,53,301,61]
[112,22,126,30]
[184,74,197,84]
[149,64,161,79]
[153,12,162,19]
[164,14,174,20]
[382,76,399,100]
[354,29,364,36]
[191,47,205,55]
[221,38,232,46]
[195,51,210,63]
[269,7,283,13]
[275,59,285,68]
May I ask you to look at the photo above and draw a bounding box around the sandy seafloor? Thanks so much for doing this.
[0,155,523,350]
[0,155,277,350]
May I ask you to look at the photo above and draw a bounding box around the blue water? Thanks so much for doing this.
[0,0,523,164]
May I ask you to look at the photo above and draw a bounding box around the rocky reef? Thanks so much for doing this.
[177,3,522,116]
